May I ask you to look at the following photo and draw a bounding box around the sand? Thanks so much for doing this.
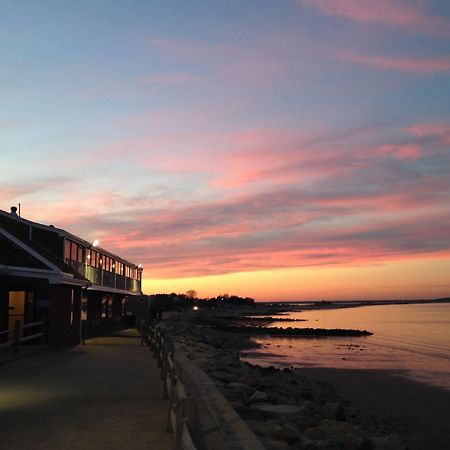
[298,367,450,450]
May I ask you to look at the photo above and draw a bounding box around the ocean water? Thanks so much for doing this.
[241,303,450,390]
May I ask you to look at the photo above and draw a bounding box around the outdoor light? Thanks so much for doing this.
[193,306,199,311]
[87,254,91,259]
[92,239,99,247]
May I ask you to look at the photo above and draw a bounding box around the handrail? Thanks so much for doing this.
[141,321,264,450]
[0,320,45,355]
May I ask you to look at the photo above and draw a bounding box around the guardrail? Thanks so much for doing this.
[0,320,46,355]
[141,321,264,450]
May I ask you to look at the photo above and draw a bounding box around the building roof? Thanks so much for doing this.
[0,208,140,269]
[0,207,141,291]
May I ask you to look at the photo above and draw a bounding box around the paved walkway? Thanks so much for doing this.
[0,330,172,450]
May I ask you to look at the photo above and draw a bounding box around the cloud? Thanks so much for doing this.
[138,73,204,85]
[144,36,289,88]
[408,121,450,145]
[5,119,449,279]
[299,0,450,38]
[338,51,450,73]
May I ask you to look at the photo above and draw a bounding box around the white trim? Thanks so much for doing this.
[0,227,62,272]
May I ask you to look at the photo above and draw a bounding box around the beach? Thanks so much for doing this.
[163,303,450,449]
[298,367,450,450]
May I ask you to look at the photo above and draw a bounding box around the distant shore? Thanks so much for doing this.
[257,297,450,310]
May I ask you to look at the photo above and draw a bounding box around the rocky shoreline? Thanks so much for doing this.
[162,313,405,450]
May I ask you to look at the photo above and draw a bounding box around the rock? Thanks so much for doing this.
[314,439,346,450]
[269,423,304,445]
[294,413,322,431]
[297,438,343,450]
[303,420,368,450]
[226,382,251,392]
[248,390,269,404]
[251,402,303,418]
[321,402,346,421]
[260,438,293,450]
[246,419,279,436]
[269,391,299,406]
[373,434,405,450]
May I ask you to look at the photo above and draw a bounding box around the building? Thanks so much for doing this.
[0,207,143,347]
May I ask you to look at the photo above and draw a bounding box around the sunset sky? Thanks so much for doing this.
[1,1,449,301]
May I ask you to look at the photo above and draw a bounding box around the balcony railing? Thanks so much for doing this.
[65,260,141,293]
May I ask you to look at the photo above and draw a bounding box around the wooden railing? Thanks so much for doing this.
[0,321,45,355]
[141,322,264,450]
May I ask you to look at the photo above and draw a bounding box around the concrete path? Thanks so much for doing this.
[0,330,173,450]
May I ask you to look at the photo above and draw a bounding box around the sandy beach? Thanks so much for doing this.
[298,367,450,450]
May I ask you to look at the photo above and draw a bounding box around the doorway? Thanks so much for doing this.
[8,291,34,337]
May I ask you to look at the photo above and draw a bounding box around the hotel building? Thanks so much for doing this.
[0,207,142,347]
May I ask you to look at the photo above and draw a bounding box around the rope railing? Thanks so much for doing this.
[141,321,264,450]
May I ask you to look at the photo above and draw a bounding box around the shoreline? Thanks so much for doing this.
[296,367,450,450]
[164,307,449,449]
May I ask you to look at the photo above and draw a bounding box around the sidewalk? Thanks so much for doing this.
[0,330,172,450]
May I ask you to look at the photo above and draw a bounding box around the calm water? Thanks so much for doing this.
[242,303,450,390]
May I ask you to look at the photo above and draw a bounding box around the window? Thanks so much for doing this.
[77,246,83,263]
[65,240,71,261]
[71,241,78,261]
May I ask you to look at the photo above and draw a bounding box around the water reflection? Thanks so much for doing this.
[242,303,450,390]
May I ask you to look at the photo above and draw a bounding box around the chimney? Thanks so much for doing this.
[10,206,18,216]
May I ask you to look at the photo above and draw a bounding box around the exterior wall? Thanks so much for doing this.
[112,296,125,324]
[48,285,82,348]
[0,278,8,343]
[87,292,102,325]
[1,209,143,348]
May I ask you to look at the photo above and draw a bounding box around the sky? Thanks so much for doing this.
[1,1,449,301]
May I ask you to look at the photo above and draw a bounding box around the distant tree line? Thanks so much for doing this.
[149,291,255,310]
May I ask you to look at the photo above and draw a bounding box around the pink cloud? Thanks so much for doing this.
[408,122,450,145]
[338,51,450,73]
[7,118,448,280]
[300,0,450,38]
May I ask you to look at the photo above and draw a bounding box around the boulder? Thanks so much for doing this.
[303,420,368,450]
[268,423,304,445]
[248,390,269,404]
[246,419,279,437]
[260,438,293,450]
[373,434,405,450]
[226,382,251,392]
[321,402,346,422]
[251,402,303,418]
